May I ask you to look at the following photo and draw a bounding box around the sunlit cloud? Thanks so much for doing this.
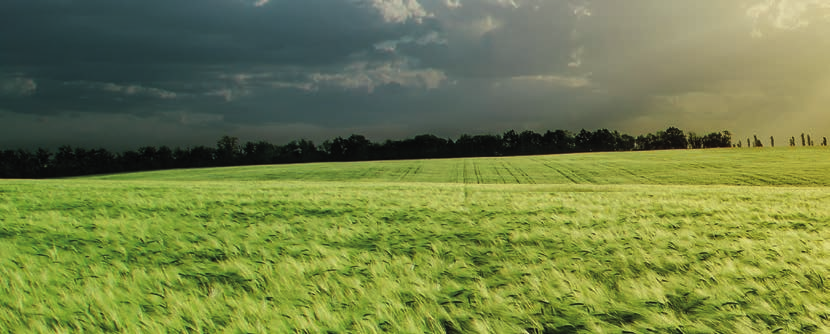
[747,0,830,36]
[470,15,502,36]
[0,76,37,97]
[357,0,433,24]
[445,0,462,9]
[493,0,519,9]
[310,61,447,93]
[510,74,591,88]
[568,47,585,68]
[571,4,592,19]
[373,31,447,53]
[65,81,178,99]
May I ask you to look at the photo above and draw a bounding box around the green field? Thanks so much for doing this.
[3,148,830,333]
[87,148,830,186]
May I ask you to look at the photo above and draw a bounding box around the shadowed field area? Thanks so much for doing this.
[86,148,830,186]
[2,148,830,333]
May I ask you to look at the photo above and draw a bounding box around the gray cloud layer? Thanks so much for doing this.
[2,0,829,149]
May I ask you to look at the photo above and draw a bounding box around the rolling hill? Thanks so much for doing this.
[2,147,829,333]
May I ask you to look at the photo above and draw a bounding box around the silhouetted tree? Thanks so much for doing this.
[138,146,159,170]
[770,136,774,148]
[723,130,734,147]
[453,135,474,157]
[0,126,744,179]
[790,136,796,147]
[575,129,593,152]
[281,139,321,163]
[187,146,217,167]
[173,147,189,166]
[35,148,51,173]
[662,127,688,149]
[347,135,372,161]
[753,135,763,148]
[517,130,544,155]
[323,135,371,161]
[86,148,116,174]
[617,133,636,151]
[687,132,703,149]
[808,135,813,146]
[156,146,175,169]
[0,148,54,178]
[0,150,40,178]
[322,137,347,161]
[543,130,574,153]
[217,136,241,165]
[455,134,502,157]
[824,137,828,146]
[409,134,452,158]
[802,133,806,146]
[242,141,278,164]
[635,133,659,150]
[119,150,141,172]
[701,131,731,148]
[502,130,521,155]
[53,146,79,176]
[589,129,616,152]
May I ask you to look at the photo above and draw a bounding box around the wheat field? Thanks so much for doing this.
[2,148,830,333]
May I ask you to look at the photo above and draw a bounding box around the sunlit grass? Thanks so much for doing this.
[3,148,830,333]
[86,147,830,186]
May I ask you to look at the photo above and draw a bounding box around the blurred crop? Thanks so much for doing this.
[2,148,830,333]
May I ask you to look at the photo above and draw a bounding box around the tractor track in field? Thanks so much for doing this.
[397,164,423,181]
[473,162,484,184]
[462,160,470,184]
[604,162,652,184]
[360,167,377,180]
[735,173,787,186]
[462,160,483,184]
[492,164,508,184]
[535,159,581,184]
[461,160,472,204]
[515,162,537,184]
[777,174,821,186]
[550,165,580,184]
[500,161,520,184]
[398,167,412,180]
[500,161,531,184]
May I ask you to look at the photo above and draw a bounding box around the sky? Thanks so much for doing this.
[2,0,830,150]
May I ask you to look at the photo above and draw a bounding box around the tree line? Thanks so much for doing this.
[0,126,732,179]
[733,133,829,148]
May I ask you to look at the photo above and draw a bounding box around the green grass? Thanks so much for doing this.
[3,147,830,333]
[87,147,830,186]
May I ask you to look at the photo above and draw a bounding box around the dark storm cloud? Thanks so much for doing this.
[1,0,830,150]
[413,0,581,78]
[0,0,447,123]
[0,0,394,67]
[0,0,427,100]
